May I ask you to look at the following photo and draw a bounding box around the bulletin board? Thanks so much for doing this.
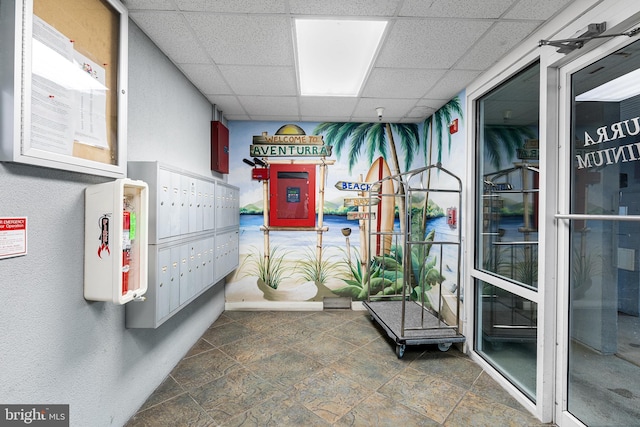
[16,0,127,177]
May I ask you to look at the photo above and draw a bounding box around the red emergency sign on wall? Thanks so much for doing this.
[269,164,316,227]
[449,118,459,134]
[0,217,27,259]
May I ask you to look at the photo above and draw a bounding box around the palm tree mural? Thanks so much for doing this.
[313,122,419,175]
[313,121,420,237]
[420,97,464,233]
[422,96,464,167]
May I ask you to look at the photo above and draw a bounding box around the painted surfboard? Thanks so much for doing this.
[362,156,395,260]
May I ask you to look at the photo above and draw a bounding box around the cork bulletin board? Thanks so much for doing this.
[18,0,127,177]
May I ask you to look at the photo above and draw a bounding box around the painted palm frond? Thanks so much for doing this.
[313,122,386,172]
[391,123,419,171]
[421,115,432,162]
[313,122,361,162]
[313,121,419,174]
[423,96,464,165]
[484,124,536,170]
[364,123,387,165]
[344,123,380,171]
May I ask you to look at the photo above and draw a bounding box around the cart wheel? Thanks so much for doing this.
[396,344,406,359]
[438,342,452,352]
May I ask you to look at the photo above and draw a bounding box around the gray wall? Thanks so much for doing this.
[0,18,224,426]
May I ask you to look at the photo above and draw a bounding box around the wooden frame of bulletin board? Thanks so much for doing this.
[2,0,128,178]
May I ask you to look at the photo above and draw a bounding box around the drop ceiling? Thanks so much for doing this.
[123,0,575,123]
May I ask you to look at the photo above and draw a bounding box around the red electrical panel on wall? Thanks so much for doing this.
[211,121,229,174]
[269,164,316,227]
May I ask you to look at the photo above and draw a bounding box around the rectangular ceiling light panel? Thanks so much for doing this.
[295,19,387,97]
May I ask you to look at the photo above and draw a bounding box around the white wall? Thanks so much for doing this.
[127,24,221,177]
[0,17,224,426]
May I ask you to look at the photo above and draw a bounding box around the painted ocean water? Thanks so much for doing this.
[238,214,463,263]
[239,213,528,263]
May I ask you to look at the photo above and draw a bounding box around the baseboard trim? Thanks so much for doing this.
[225,301,324,311]
[224,301,368,311]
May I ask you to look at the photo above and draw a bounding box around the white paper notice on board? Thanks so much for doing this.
[30,16,110,153]
[31,16,76,155]
[73,52,109,149]
[0,217,27,260]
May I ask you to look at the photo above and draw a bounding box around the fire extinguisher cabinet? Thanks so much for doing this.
[84,178,149,304]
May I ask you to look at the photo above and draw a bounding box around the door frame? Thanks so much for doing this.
[554,28,640,427]
[465,49,551,421]
[464,4,640,424]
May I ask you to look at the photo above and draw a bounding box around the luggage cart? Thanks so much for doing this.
[362,164,465,358]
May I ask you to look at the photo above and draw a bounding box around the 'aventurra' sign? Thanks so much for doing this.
[251,128,333,158]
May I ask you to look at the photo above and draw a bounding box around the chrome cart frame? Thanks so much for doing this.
[362,164,465,358]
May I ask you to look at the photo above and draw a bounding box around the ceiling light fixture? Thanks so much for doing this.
[294,18,387,97]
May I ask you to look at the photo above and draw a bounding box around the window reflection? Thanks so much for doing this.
[474,62,540,402]
[568,39,640,426]
[476,280,537,400]
[475,62,540,289]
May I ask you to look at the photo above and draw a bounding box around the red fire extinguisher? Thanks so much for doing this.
[122,205,131,295]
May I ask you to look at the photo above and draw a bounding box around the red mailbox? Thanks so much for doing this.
[269,164,316,227]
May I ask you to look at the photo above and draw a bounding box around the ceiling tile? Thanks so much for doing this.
[289,0,400,16]
[238,96,300,117]
[353,97,420,121]
[399,0,516,19]
[224,114,252,120]
[206,94,246,115]
[407,105,436,119]
[122,0,176,10]
[127,0,581,123]
[415,99,450,111]
[179,64,233,94]
[456,20,542,70]
[362,68,447,98]
[424,70,481,99]
[300,115,355,122]
[175,0,285,13]
[504,0,573,20]
[248,116,299,122]
[219,65,297,96]
[129,12,209,64]
[184,14,293,66]
[299,96,358,118]
[376,19,494,68]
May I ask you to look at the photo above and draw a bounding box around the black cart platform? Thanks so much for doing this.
[363,300,466,358]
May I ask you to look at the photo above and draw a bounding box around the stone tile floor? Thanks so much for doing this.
[126,310,554,426]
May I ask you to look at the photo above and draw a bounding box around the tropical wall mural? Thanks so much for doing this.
[225,91,466,311]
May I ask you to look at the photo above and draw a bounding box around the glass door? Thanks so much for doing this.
[558,39,640,426]
[474,62,540,402]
